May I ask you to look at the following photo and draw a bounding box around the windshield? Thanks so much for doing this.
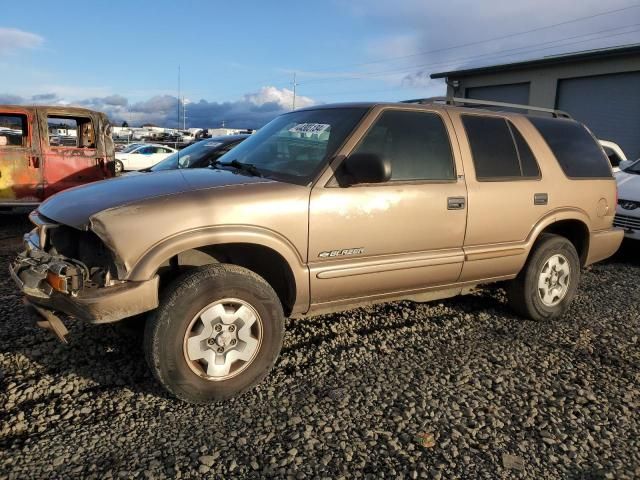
[215,107,367,184]
[624,159,640,174]
[121,143,142,153]
[151,139,235,171]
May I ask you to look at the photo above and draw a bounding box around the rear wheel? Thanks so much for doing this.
[144,264,284,403]
[114,160,124,175]
[506,234,580,321]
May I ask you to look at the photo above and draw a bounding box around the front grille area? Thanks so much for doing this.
[48,226,119,285]
[618,199,640,211]
[614,213,640,231]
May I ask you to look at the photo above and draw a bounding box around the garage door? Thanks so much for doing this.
[557,72,640,161]
[466,83,531,106]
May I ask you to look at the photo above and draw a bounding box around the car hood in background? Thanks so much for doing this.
[616,171,640,201]
[38,169,274,229]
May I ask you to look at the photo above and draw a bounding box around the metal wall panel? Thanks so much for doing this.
[466,82,531,106]
[556,72,640,160]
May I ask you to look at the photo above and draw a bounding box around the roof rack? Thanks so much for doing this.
[401,96,572,119]
[401,96,448,105]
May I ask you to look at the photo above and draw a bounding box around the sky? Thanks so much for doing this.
[1,0,639,128]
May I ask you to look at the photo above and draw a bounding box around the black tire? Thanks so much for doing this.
[144,264,284,403]
[506,234,580,321]
[114,160,124,175]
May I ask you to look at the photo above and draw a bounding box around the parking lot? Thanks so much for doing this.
[0,211,637,479]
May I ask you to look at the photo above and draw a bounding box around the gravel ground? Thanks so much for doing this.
[0,211,639,479]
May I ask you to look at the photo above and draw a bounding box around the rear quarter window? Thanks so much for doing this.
[528,117,612,178]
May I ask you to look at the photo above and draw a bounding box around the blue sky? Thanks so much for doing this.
[2,0,639,127]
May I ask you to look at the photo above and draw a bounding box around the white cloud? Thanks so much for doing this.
[0,27,43,55]
[0,86,319,128]
[242,86,315,109]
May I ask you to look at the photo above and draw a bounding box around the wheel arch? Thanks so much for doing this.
[127,226,309,316]
[527,209,591,267]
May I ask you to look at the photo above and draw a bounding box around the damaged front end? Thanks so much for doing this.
[11,211,159,340]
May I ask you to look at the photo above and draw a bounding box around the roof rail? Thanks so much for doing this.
[401,96,447,105]
[401,96,572,119]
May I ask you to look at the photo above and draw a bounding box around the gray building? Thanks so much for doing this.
[431,44,640,160]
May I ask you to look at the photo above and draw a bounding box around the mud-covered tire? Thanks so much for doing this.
[506,234,580,321]
[144,264,284,403]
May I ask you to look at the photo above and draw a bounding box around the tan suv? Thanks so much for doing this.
[11,99,623,403]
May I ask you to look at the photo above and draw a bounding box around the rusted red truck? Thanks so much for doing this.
[0,105,115,207]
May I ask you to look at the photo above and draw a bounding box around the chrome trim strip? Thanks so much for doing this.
[465,247,526,262]
[316,253,465,279]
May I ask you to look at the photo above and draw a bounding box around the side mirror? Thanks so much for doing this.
[339,152,391,186]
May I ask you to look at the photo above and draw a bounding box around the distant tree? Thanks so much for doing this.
[121,121,129,128]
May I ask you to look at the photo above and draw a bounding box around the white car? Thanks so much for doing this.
[614,159,640,241]
[114,144,177,173]
[599,139,628,173]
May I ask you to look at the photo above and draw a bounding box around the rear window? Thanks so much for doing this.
[462,115,540,180]
[528,117,612,178]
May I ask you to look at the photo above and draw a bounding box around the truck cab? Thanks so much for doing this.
[0,105,114,207]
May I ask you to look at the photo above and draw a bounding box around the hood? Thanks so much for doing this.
[616,170,640,201]
[38,169,273,229]
[122,170,145,177]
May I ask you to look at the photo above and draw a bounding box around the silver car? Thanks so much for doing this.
[614,159,640,240]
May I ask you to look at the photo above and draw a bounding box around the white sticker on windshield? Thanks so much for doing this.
[204,141,223,147]
[289,123,330,135]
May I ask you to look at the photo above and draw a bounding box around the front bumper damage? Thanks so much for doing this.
[11,237,159,340]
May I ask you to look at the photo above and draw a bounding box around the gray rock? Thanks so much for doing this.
[198,456,215,467]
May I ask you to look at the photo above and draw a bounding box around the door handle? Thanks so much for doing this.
[447,197,466,210]
[534,193,548,205]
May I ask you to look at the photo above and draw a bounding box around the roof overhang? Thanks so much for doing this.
[430,43,640,79]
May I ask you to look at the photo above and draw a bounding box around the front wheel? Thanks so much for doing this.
[506,234,580,321]
[144,264,284,403]
[114,159,124,174]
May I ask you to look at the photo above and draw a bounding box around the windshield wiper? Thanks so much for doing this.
[213,159,262,177]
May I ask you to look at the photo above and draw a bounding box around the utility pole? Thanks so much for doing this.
[182,96,187,130]
[177,65,181,130]
[292,72,297,111]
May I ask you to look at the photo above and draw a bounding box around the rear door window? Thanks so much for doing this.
[462,115,540,180]
[0,114,28,147]
[510,124,540,177]
[528,117,611,178]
